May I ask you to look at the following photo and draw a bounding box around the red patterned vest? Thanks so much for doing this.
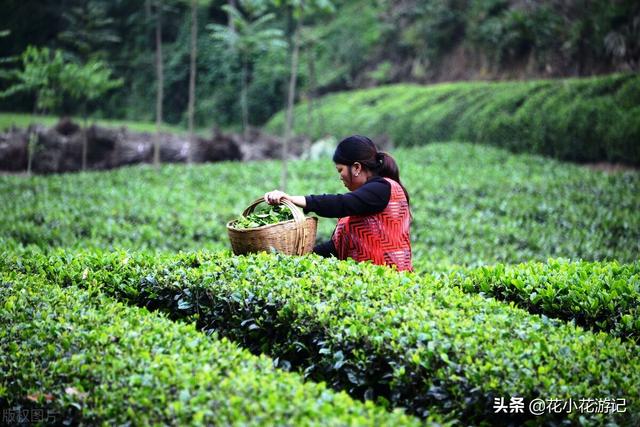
[332,177,413,271]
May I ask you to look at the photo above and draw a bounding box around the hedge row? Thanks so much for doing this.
[0,273,427,426]
[5,249,639,425]
[399,143,640,268]
[2,143,638,269]
[447,259,640,343]
[266,73,640,165]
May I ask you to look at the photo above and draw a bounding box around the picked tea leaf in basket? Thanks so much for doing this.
[227,198,317,255]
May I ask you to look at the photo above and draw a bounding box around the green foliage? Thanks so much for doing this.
[271,0,336,20]
[366,61,393,84]
[208,5,287,131]
[56,1,121,62]
[0,142,637,424]
[3,250,638,425]
[1,0,638,127]
[0,46,122,117]
[0,46,67,113]
[267,73,640,165]
[59,60,123,120]
[397,0,466,66]
[465,0,562,65]
[231,204,294,229]
[303,0,383,90]
[292,0,638,124]
[448,259,640,343]
[208,6,286,59]
[0,143,638,269]
[62,59,124,112]
[0,273,425,426]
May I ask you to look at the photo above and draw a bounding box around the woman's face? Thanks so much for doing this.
[335,163,362,191]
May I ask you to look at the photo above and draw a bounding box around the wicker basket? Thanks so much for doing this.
[227,198,318,256]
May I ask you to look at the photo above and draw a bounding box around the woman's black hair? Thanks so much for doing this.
[333,135,411,207]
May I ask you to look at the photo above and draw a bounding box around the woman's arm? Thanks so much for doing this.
[303,177,390,218]
[264,177,391,218]
[287,195,307,208]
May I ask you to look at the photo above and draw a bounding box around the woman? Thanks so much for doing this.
[264,135,412,271]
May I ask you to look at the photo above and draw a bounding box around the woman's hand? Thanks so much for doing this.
[264,191,307,208]
[264,190,289,205]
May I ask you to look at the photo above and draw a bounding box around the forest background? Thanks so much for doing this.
[2,0,638,131]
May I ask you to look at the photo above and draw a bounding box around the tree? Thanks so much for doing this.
[301,26,325,152]
[178,0,213,164]
[62,60,123,171]
[154,0,165,167]
[0,46,66,114]
[56,0,120,62]
[209,4,286,140]
[187,0,198,164]
[1,46,123,173]
[271,0,334,191]
[0,46,67,176]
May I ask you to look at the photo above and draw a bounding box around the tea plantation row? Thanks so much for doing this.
[1,143,638,270]
[447,259,640,343]
[0,272,429,426]
[267,73,640,164]
[3,249,638,425]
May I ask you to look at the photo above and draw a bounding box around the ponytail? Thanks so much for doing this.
[377,151,411,208]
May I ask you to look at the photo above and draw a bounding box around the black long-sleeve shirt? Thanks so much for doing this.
[303,176,391,258]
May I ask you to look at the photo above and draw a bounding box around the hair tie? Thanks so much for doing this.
[376,152,385,165]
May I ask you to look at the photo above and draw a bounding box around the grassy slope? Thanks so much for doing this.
[266,73,640,164]
[0,112,212,136]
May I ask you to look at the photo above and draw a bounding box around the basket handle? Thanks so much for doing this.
[243,198,306,255]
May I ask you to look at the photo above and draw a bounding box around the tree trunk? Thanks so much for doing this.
[27,104,37,177]
[154,0,164,167]
[308,44,325,136]
[281,21,301,191]
[82,105,88,171]
[229,0,237,32]
[241,56,249,141]
[187,0,198,164]
[305,43,317,155]
[27,132,35,177]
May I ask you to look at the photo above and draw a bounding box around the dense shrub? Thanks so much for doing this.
[447,259,640,342]
[0,272,426,426]
[266,73,640,165]
[4,250,638,425]
[1,144,638,270]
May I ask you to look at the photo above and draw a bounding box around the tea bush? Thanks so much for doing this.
[447,259,640,343]
[1,143,638,270]
[1,142,638,424]
[266,73,640,165]
[4,250,638,425]
[0,272,428,426]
